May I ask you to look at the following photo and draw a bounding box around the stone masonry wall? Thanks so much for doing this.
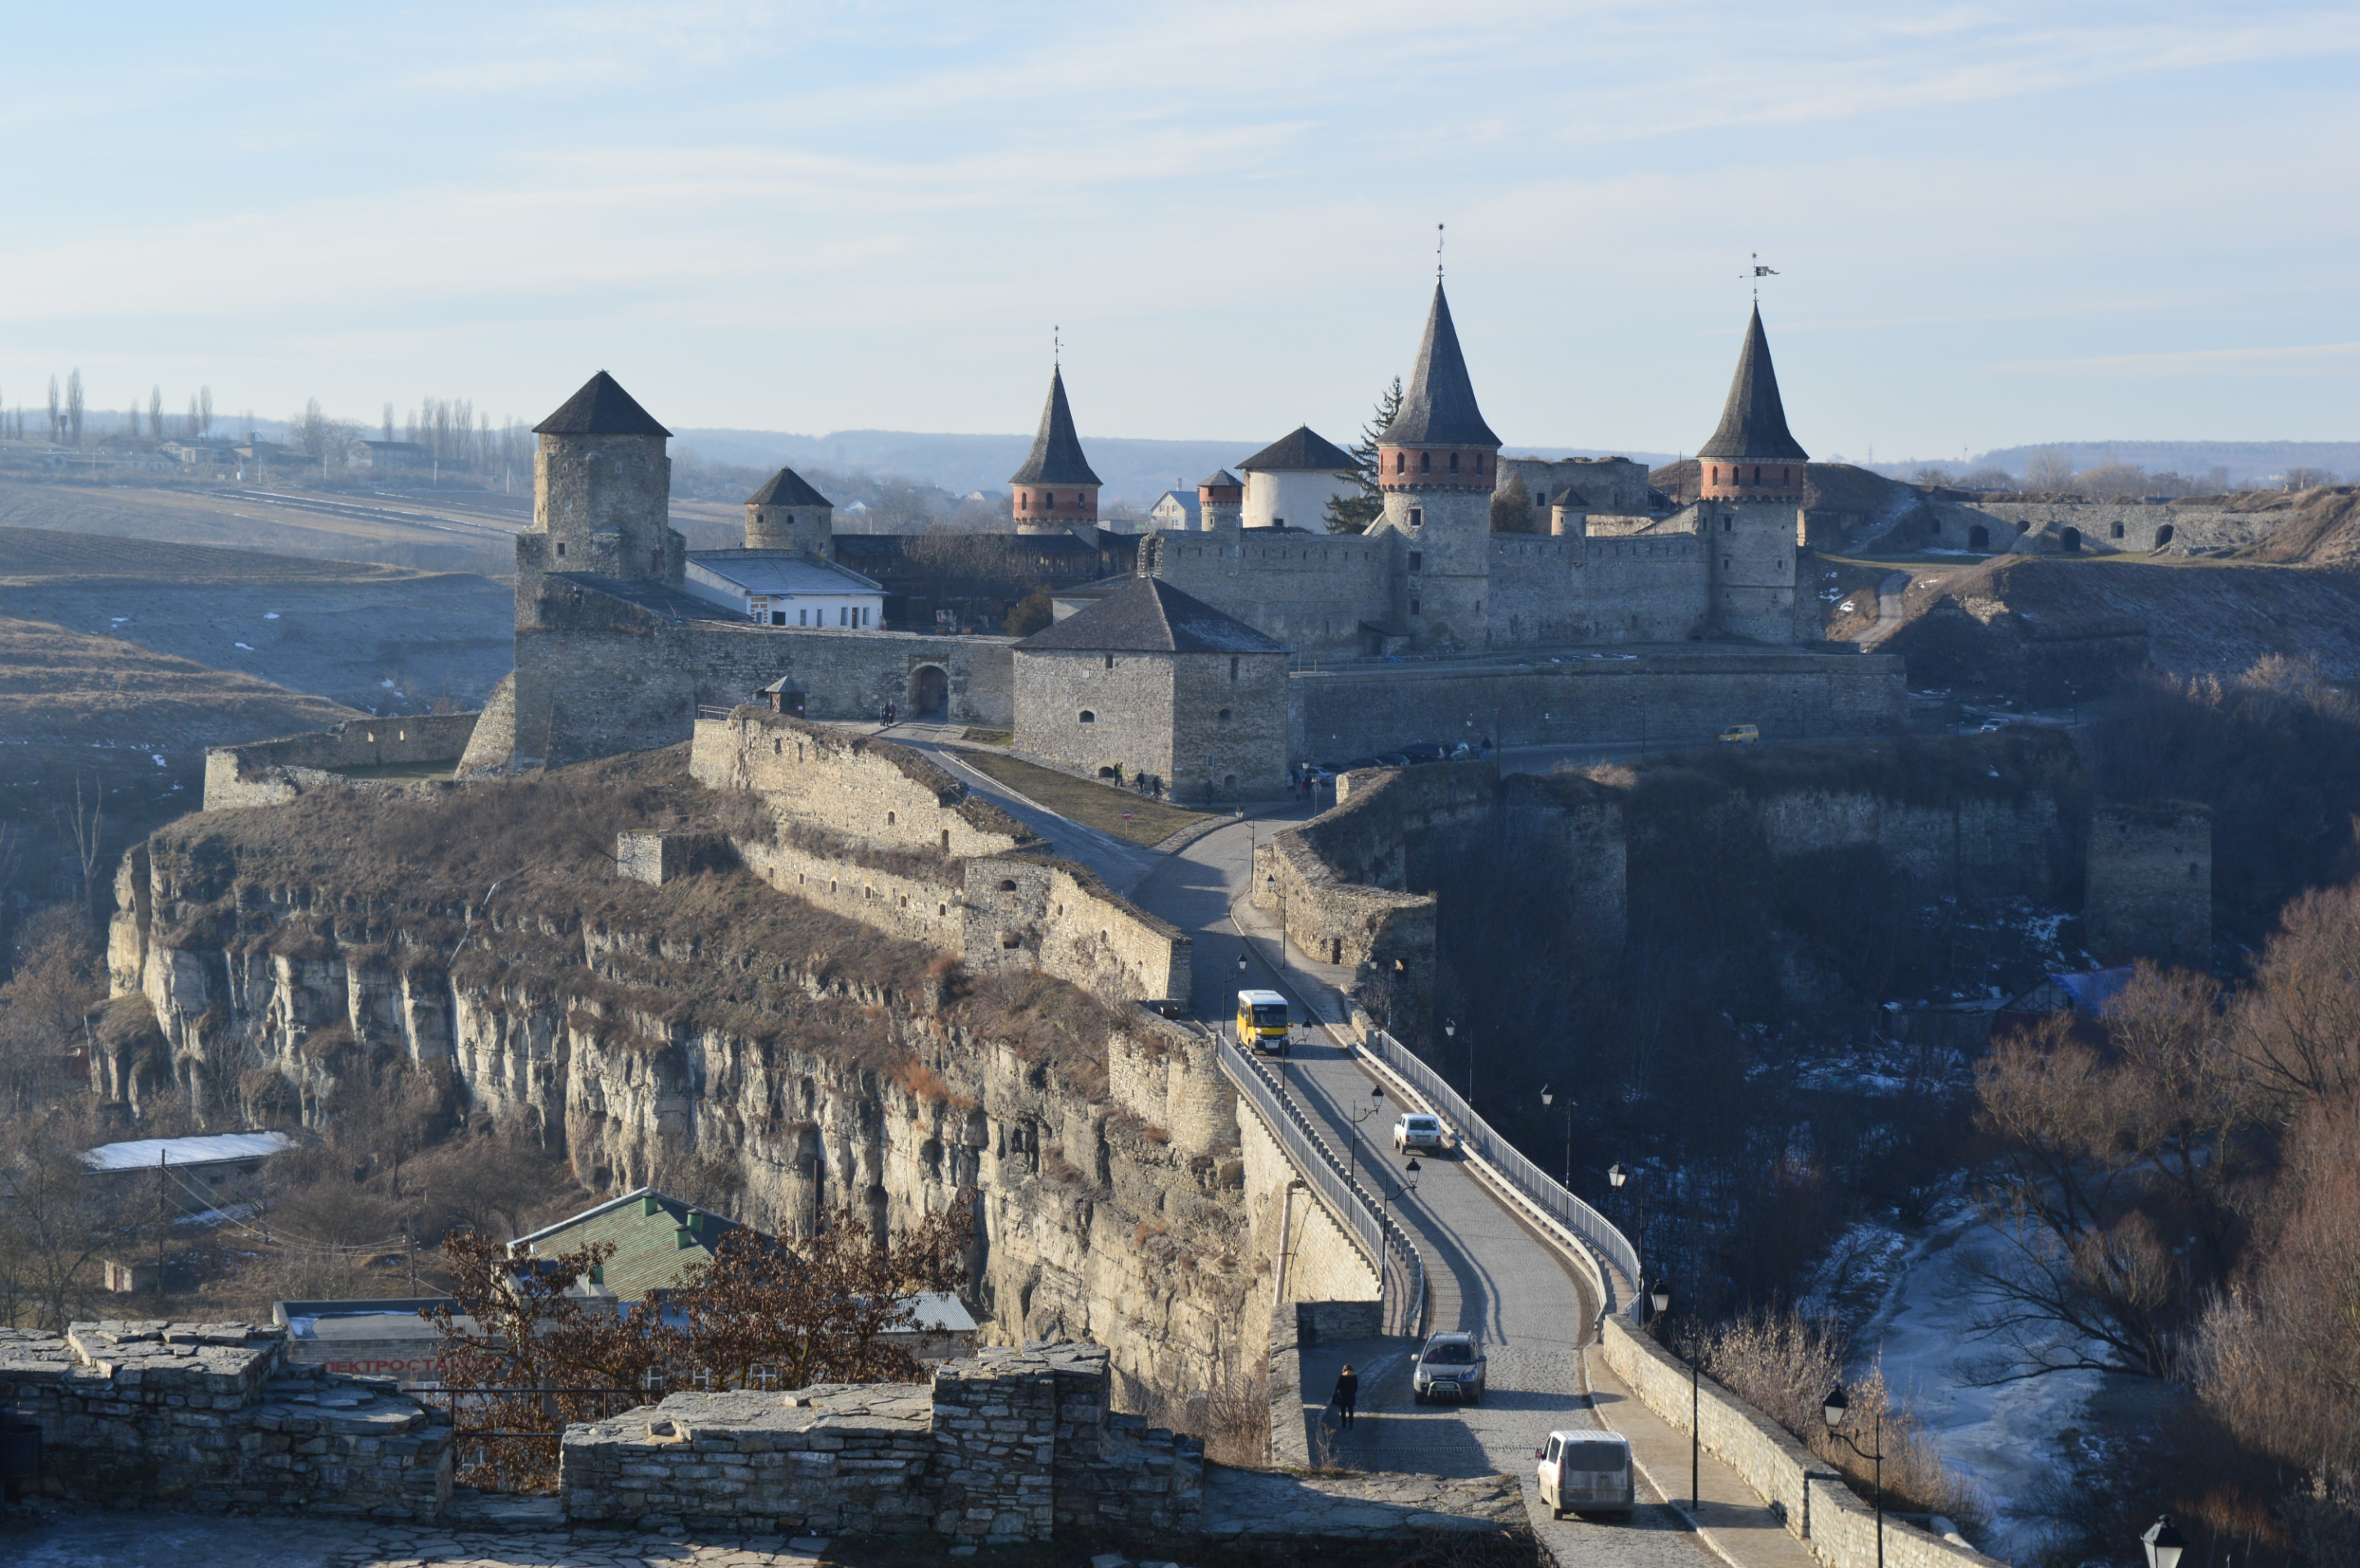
[203,714,483,811]
[1601,1316,2004,1568]
[1142,531,1394,658]
[1971,501,2291,556]
[1108,1008,1237,1159]
[1288,648,1905,763]
[960,855,1192,1008]
[2083,800,2212,965]
[0,1320,451,1521]
[557,1344,1202,1548]
[1015,647,1178,786]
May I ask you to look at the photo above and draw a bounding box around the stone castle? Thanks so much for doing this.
[467,283,1904,797]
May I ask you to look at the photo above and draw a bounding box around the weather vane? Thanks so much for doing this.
[1437,223,1446,280]
[1054,324,1060,369]
[1747,252,1780,301]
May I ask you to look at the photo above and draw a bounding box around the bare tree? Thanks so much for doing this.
[198,385,214,437]
[65,369,84,446]
[46,376,60,443]
[382,403,395,442]
[184,393,200,440]
[2023,449,2076,492]
[148,386,163,440]
[2283,466,2338,491]
[0,1113,123,1330]
[52,774,104,925]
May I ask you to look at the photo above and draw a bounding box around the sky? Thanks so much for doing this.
[3,2,2356,463]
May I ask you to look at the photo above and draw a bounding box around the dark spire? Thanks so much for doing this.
[1378,283,1500,447]
[1695,306,1809,462]
[1008,368,1102,487]
[533,370,670,437]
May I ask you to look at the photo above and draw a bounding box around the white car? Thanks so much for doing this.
[1392,1113,1450,1154]
[1536,1429,1635,1518]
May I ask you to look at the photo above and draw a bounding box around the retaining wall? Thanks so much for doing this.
[1108,1009,1237,1159]
[1600,1316,2004,1568]
[2084,799,2212,966]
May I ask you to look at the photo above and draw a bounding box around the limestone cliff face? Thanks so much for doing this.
[102,789,1259,1403]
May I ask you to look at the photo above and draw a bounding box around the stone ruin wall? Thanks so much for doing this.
[2083,799,2212,966]
[202,713,483,811]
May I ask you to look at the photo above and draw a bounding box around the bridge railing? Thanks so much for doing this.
[1214,1031,1425,1339]
[1362,1027,1642,1316]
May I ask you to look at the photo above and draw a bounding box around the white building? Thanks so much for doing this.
[1237,425,1359,531]
[685,551,888,628]
[1146,487,1203,531]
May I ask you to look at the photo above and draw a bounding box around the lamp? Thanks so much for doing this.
[1651,1283,1672,1316]
[1822,1384,1885,1568]
[1822,1385,1849,1431]
[2141,1516,2185,1568]
[1609,1162,1625,1189]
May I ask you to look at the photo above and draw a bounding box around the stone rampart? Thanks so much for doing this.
[1970,501,2290,556]
[1600,1316,2004,1568]
[0,1319,451,1520]
[559,1344,1200,1548]
[962,855,1192,1008]
[1108,1007,1237,1158]
[1287,646,1905,762]
[2084,799,2212,965]
[202,714,481,811]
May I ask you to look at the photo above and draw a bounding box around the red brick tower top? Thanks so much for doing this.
[1009,367,1101,533]
[1376,283,1500,493]
[1696,306,1809,502]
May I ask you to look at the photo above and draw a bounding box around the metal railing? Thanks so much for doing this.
[1214,1031,1426,1339]
[1361,1028,1643,1316]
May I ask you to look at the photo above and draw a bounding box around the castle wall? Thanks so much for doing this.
[1971,501,2287,555]
[690,711,1034,860]
[2083,800,2212,965]
[962,856,1192,1008]
[202,714,481,810]
[1015,649,1178,784]
[1174,650,1291,800]
[1705,499,1804,642]
[1374,487,1489,650]
[1287,649,1906,761]
[1498,455,1651,517]
[1141,532,1392,655]
[1486,531,1710,647]
[1109,1012,1237,1159]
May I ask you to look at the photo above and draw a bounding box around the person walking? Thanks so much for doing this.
[1333,1363,1359,1429]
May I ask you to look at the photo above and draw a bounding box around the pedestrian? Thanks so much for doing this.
[1333,1363,1359,1428]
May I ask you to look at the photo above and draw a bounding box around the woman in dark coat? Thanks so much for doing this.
[1333,1363,1359,1427]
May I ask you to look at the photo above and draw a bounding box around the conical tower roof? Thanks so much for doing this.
[1008,368,1102,487]
[533,370,670,437]
[1695,306,1808,462]
[747,466,832,508]
[1378,283,1499,447]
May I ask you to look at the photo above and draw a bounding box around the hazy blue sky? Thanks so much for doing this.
[4,2,2355,461]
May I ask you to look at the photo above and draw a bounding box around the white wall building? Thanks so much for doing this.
[685,551,887,628]
[1146,488,1203,531]
[1237,425,1359,531]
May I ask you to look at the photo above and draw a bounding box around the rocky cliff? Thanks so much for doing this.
[100,748,1259,1403]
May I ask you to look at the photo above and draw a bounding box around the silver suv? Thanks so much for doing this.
[1411,1331,1486,1405]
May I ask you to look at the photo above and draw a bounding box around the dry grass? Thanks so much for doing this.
[954,749,1214,845]
[960,727,1013,746]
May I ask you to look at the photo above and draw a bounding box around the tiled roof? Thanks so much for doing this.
[1015,575,1288,655]
[747,467,833,507]
[1008,369,1102,487]
[533,371,672,437]
[1237,426,1358,474]
[1695,306,1809,462]
[1378,283,1500,448]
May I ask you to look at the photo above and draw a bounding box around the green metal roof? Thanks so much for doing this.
[510,1187,742,1303]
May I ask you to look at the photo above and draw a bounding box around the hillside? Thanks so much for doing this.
[1878,555,2360,697]
[2226,484,2360,567]
[0,525,513,716]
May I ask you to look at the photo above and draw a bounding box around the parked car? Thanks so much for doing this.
[1718,723,1760,745]
[1536,1429,1635,1517]
[1412,1332,1486,1405]
[1392,1113,1450,1154]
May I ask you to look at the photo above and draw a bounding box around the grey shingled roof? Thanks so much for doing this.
[1008,368,1102,487]
[1237,425,1358,474]
[1378,283,1500,448]
[1695,306,1809,462]
[746,466,833,508]
[1015,576,1287,655]
[1198,469,1241,489]
[533,371,672,437]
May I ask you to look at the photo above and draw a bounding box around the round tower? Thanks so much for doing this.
[1695,305,1809,641]
[1010,366,1101,535]
[1197,469,1243,533]
[1373,282,1500,650]
[743,466,834,558]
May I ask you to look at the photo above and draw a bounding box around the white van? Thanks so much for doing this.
[1536,1429,1635,1517]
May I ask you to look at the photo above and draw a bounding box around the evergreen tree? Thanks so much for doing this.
[1323,376,1404,534]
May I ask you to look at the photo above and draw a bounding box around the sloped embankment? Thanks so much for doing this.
[2226,484,2360,567]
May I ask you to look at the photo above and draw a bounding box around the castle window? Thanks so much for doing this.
[1046,492,1055,506]
[556,541,565,556]
[1420,452,1431,474]
[1449,453,1459,474]
[1723,516,1731,532]
[1218,709,1232,722]
[1409,508,1423,527]
[999,878,1018,891]
[1409,551,1422,573]
[942,830,951,850]
[1753,466,1761,484]
[774,739,782,755]
[939,904,949,916]
[886,811,896,825]
[1536,489,1547,507]
[800,609,808,625]
[2111,522,2126,539]
[1104,655,1114,669]
[1410,598,1421,615]
[1394,452,1405,473]
[1229,656,1239,682]
[1079,710,1096,723]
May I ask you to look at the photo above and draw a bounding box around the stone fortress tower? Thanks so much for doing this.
[513,370,684,626]
[1010,367,1101,535]
[743,465,835,558]
[1695,305,1809,641]
[1197,469,1244,532]
[1365,283,1500,650]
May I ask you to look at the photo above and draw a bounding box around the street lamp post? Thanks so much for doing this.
[1381,1158,1423,1235]
[1822,1386,1886,1568]
[1540,1085,1573,1190]
[1610,1162,1651,1305]
[2140,1515,2185,1568]
[1654,1284,1693,1508]
[1444,1018,1472,1109]
[1346,1085,1386,1191]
